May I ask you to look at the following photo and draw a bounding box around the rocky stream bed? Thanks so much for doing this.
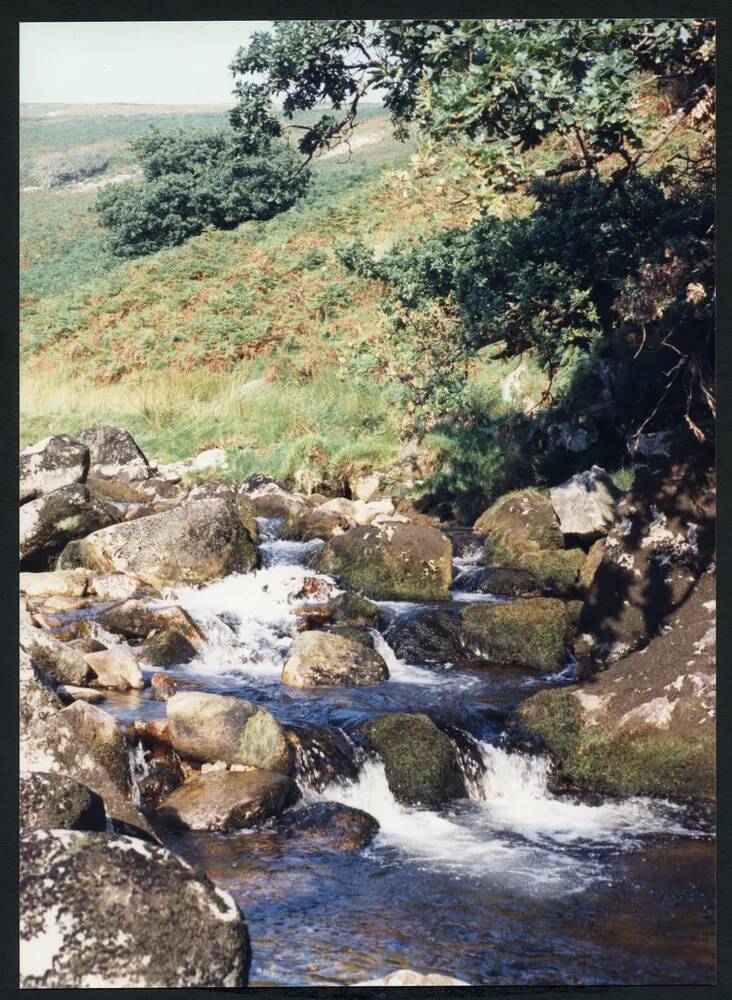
[19,428,716,987]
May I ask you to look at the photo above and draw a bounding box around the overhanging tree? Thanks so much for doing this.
[230,19,715,441]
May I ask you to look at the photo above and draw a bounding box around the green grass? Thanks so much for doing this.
[21,367,403,493]
[20,108,416,308]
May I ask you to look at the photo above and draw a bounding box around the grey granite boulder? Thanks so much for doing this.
[20,829,250,987]
[20,434,89,504]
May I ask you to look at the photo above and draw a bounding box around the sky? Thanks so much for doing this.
[19,21,272,105]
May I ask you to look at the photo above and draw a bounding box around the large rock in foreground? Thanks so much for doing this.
[362,713,465,808]
[20,771,106,832]
[20,485,117,568]
[461,599,571,671]
[167,691,292,773]
[20,829,250,988]
[58,497,257,588]
[314,522,452,601]
[517,572,716,802]
[282,631,388,688]
[155,769,299,831]
[20,434,89,504]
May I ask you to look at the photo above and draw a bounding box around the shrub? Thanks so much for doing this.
[342,173,714,439]
[96,127,310,256]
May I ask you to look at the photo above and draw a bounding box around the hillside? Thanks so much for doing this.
[21,104,539,510]
[20,95,702,519]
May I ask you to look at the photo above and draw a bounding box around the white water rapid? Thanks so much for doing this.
[144,513,701,895]
[315,741,699,892]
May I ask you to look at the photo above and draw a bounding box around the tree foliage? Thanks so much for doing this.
[230,19,713,178]
[231,19,715,441]
[341,174,713,429]
[97,127,310,256]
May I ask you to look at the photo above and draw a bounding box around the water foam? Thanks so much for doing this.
[317,741,697,889]
[474,742,693,845]
[173,569,309,678]
[371,630,457,687]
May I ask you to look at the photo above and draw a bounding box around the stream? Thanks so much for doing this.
[101,517,715,986]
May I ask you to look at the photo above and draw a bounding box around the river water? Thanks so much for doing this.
[102,517,715,986]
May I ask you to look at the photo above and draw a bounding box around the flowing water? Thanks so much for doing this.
[101,517,715,986]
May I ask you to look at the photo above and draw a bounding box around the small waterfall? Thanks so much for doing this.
[290,725,362,793]
[317,739,699,882]
[257,516,283,542]
[129,739,150,809]
[452,542,484,569]
[171,562,335,681]
[259,536,325,568]
[472,741,695,844]
[371,629,452,686]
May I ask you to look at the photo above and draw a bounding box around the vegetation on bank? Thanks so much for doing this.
[21,19,715,522]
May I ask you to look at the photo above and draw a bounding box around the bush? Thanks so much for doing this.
[343,173,714,437]
[96,128,310,256]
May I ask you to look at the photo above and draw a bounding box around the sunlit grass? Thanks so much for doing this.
[21,367,403,491]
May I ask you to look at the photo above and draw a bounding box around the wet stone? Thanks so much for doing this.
[277,802,379,851]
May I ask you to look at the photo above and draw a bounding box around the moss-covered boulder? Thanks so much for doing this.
[314,522,452,601]
[516,548,586,595]
[461,598,570,671]
[280,507,351,541]
[475,489,563,561]
[473,489,585,596]
[325,592,380,627]
[327,624,375,647]
[472,567,542,597]
[59,497,257,589]
[517,573,716,802]
[167,692,292,773]
[137,629,197,667]
[362,713,465,807]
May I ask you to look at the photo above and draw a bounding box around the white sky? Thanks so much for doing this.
[20,21,272,104]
